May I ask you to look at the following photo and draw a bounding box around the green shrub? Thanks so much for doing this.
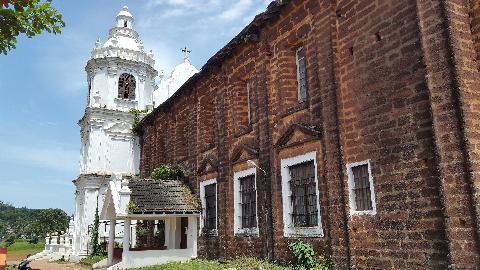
[288,241,317,270]
[151,164,181,180]
[127,201,137,214]
[316,256,333,270]
[129,108,150,133]
[28,236,39,244]
[5,236,15,247]
[287,241,333,270]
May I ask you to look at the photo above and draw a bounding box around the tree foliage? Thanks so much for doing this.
[36,208,70,236]
[0,0,65,54]
[0,201,69,240]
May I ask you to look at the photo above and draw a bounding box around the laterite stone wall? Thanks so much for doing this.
[139,0,480,268]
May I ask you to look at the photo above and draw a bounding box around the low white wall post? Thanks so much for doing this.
[169,218,177,249]
[122,218,131,264]
[108,219,116,265]
[45,236,51,251]
[164,218,170,249]
[188,216,198,258]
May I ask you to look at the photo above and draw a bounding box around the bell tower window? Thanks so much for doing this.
[124,20,128,27]
[118,73,136,100]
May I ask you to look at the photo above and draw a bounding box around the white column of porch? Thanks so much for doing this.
[122,218,131,263]
[107,218,116,265]
[187,216,198,258]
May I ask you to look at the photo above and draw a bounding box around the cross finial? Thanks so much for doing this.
[181,46,191,61]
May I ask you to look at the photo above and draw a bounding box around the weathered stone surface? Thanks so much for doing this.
[138,0,480,269]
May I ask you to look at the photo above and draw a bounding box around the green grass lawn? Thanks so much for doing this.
[79,255,107,266]
[133,257,291,270]
[0,239,45,262]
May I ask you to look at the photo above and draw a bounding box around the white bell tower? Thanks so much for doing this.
[71,6,157,259]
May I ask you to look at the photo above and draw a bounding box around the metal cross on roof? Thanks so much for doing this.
[182,46,191,61]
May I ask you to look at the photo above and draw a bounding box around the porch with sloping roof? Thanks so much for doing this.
[100,175,201,269]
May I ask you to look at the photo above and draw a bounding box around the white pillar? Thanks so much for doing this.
[44,236,50,252]
[131,220,137,249]
[164,219,170,249]
[108,219,116,265]
[169,217,177,249]
[188,216,198,258]
[122,218,131,264]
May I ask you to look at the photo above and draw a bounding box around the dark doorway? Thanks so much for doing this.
[180,217,188,249]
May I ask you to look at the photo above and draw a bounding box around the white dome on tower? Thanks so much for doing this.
[117,5,133,19]
[101,6,141,51]
[103,35,141,51]
[89,6,154,66]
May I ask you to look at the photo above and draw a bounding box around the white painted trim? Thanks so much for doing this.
[280,151,324,237]
[233,167,259,237]
[199,178,217,235]
[346,160,377,216]
[246,81,252,125]
[296,46,306,102]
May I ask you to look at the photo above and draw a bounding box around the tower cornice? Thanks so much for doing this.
[85,56,158,77]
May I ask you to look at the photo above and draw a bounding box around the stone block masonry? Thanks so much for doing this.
[138,0,480,269]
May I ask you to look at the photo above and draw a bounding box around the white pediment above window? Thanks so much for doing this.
[114,98,138,111]
[104,121,132,134]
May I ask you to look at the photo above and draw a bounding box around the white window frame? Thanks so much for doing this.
[199,178,218,235]
[296,46,307,103]
[280,151,324,237]
[233,167,259,236]
[346,160,377,216]
[246,81,252,125]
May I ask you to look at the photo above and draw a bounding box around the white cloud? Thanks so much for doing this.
[141,39,178,74]
[0,142,78,173]
[217,0,252,21]
[145,0,221,12]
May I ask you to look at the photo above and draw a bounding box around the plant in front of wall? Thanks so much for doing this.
[126,201,137,214]
[316,255,333,270]
[128,108,149,133]
[136,226,147,238]
[151,163,182,180]
[288,241,317,270]
[90,198,102,257]
[179,185,201,210]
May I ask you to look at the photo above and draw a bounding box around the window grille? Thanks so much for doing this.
[289,160,318,227]
[240,174,257,229]
[296,47,307,103]
[204,183,217,230]
[352,164,373,211]
[118,73,136,100]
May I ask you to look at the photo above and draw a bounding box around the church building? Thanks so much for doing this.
[69,6,198,261]
[136,0,480,269]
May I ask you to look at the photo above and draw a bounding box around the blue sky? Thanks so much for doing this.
[0,0,271,214]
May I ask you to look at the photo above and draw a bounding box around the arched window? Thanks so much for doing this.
[124,20,128,27]
[118,73,136,100]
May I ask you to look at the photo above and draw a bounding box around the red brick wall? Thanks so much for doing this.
[472,0,480,71]
[335,0,451,268]
[139,0,480,268]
